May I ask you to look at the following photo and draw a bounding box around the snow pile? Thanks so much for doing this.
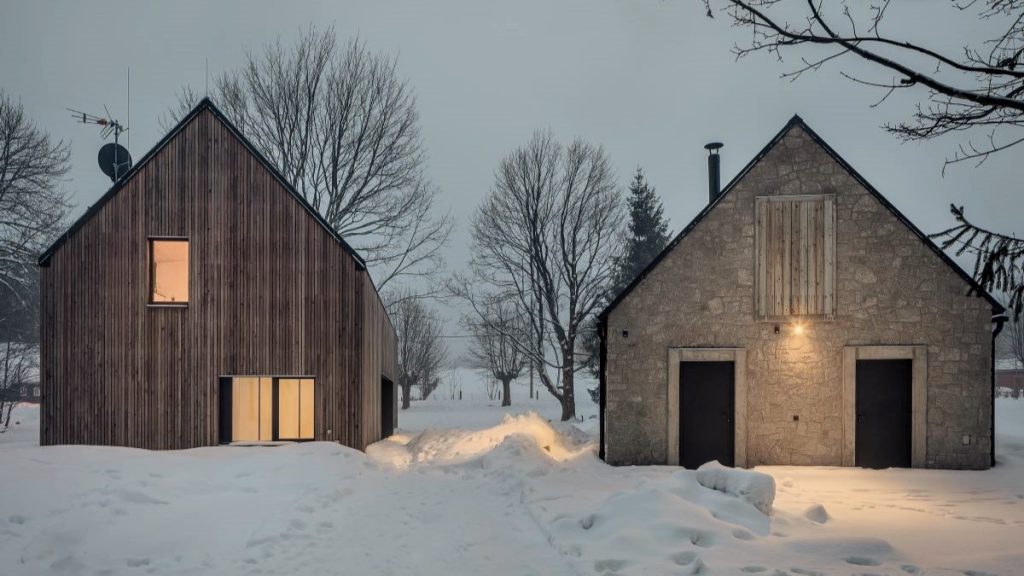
[696,460,776,514]
[381,411,593,469]
[2,400,1024,575]
[802,502,831,524]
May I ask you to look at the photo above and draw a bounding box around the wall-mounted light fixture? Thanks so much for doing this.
[773,321,808,336]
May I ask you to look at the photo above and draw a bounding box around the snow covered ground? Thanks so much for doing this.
[1,386,1022,575]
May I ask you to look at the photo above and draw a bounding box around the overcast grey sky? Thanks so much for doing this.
[3,1,1020,350]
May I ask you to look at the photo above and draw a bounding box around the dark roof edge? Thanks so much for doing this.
[794,117,1003,313]
[599,115,803,320]
[599,114,1003,319]
[38,97,366,271]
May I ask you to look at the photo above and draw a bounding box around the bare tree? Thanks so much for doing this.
[0,341,36,431]
[705,1,1024,316]
[997,310,1024,368]
[163,28,451,294]
[465,300,528,407]
[484,377,500,402]
[391,294,447,409]
[453,131,624,421]
[0,92,72,339]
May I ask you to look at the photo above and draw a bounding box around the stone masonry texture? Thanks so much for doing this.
[604,122,994,470]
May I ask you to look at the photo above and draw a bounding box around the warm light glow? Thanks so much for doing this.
[150,239,189,303]
[793,322,805,335]
[278,378,315,440]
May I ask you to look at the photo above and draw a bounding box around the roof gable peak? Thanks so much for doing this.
[38,97,365,269]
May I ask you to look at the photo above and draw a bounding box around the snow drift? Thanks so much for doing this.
[696,460,776,514]
[3,401,1024,575]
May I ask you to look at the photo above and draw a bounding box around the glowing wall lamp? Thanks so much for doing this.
[773,321,808,335]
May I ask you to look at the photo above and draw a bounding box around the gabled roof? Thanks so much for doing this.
[38,97,365,269]
[599,115,1004,319]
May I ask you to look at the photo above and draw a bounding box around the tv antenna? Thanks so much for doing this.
[68,105,133,182]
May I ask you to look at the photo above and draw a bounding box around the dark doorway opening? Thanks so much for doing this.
[856,359,912,468]
[680,361,735,469]
[381,377,395,438]
[218,377,233,444]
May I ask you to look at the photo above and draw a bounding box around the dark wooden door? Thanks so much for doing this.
[680,361,735,469]
[856,359,912,469]
[381,378,394,438]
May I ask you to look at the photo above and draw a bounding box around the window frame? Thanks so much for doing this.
[148,236,190,307]
[753,194,836,321]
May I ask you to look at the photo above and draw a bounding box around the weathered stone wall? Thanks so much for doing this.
[604,123,994,469]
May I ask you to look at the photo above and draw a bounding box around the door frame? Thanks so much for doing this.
[842,346,927,467]
[667,348,747,467]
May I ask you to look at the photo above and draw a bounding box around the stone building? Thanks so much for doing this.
[598,116,1004,470]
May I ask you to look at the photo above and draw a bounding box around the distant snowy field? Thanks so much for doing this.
[1,377,1022,575]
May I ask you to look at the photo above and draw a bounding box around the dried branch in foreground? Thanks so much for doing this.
[706,0,1024,168]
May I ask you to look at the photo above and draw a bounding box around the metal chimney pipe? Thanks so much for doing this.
[705,142,723,203]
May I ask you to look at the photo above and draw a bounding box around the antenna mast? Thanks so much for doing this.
[68,107,132,182]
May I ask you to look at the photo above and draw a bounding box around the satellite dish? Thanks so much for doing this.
[98,142,132,182]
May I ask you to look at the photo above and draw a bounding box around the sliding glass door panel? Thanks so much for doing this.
[278,379,300,439]
[231,377,260,442]
[259,377,274,442]
[300,378,315,439]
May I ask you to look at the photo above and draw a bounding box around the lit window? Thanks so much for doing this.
[755,196,835,319]
[150,239,189,304]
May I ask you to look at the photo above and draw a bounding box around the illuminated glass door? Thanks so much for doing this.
[220,376,314,443]
[276,378,315,440]
[226,377,273,442]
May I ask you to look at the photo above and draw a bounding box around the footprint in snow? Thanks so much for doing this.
[900,565,921,574]
[732,528,754,540]
[791,567,824,576]
[671,551,698,566]
[8,514,27,525]
[844,556,882,566]
[593,558,627,573]
[740,567,767,573]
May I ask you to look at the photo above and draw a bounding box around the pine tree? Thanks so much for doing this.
[612,168,671,295]
[583,167,671,385]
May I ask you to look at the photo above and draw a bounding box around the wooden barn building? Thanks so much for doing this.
[598,116,1004,471]
[38,98,397,451]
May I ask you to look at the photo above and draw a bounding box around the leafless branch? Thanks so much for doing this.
[451,130,624,421]
[163,27,451,293]
[707,0,1024,167]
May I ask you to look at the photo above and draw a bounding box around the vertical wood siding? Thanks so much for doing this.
[755,195,836,319]
[359,273,398,447]
[39,108,397,450]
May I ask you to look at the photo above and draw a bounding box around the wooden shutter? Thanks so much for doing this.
[755,195,835,318]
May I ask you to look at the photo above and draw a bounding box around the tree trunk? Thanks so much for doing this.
[400,382,412,410]
[501,377,512,407]
[560,367,575,421]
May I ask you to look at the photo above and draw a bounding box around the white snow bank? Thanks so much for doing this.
[2,400,1024,575]
[696,460,776,514]
[371,411,593,469]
